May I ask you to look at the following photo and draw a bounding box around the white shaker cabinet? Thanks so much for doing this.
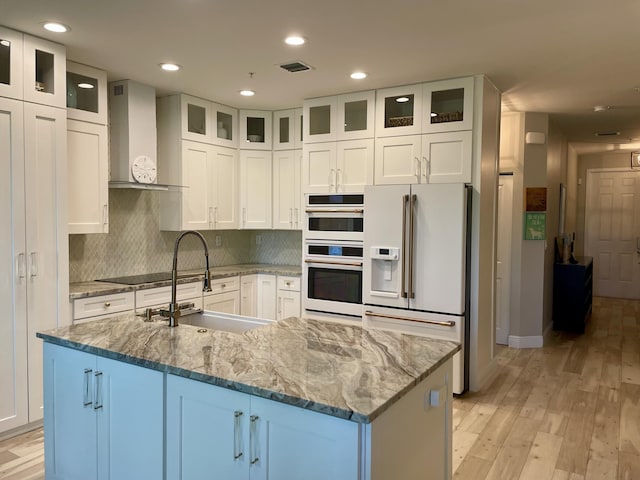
[375,83,423,137]
[421,76,474,134]
[276,276,300,320]
[204,276,241,315]
[0,93,69,435]
[22,33,67,108]
[273,108,302,151]
[0,26,24,100]
[43,343,164,480]
[67,120,109,234]
[240,110,272,150]
[66,61,108,125]
[240,150,272,229]
[166,374,360,480]
[272,149,301,230]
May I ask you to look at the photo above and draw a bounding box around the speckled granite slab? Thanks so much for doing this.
[70,264,302,299]
[37,314,459,423]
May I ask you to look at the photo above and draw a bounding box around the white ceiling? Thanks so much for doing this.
[4,0,640,151]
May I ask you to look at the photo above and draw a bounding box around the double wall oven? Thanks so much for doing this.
[303,194,364,319]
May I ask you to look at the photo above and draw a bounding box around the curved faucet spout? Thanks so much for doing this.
[166,230,213,327]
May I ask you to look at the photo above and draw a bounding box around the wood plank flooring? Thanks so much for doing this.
[1,296,639,479]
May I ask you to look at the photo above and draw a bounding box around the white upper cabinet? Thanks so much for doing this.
[181,94,213,143]
[273,108,302,151]
[212,102,237,149]
[421,130,473,183]
[273,149,301,230]
[336,139,374,192]
[303,96,336,143]
[374,135,423,185]
[66,61,107,124]
[422,77,474,134]
[23,34,66,108]
[375,83,423,137]
[239,149,272,229]
[336,90,375,140]
[240,109,272,150]
[0,27,24,100]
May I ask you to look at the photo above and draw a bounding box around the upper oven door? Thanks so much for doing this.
[305,194,364,241]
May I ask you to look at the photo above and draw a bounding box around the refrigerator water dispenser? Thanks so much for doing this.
[370,247,400,295]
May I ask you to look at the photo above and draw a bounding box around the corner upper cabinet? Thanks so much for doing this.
[23,34,66,108]
[0,26,24,100]
[375,83,423,137]
[66,61,107,124]
[336,90,375,140]
[422,77,474,134]
[240,110,272,150]
[303,96,336,143]
[273,108,302,151]
[213,102,237,149]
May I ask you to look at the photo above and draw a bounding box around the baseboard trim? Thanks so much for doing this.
[0,420,42,442]
[508,335,543,349]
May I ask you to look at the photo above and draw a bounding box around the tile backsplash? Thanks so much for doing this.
[69,189,302,283]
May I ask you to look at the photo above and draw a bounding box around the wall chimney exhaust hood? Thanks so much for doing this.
[108,79,180,190]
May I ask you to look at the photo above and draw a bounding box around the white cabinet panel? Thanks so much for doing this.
[374,135,422,185]
[134,282,203,311]
[73,291,134,321]
[336,90,375,141]
[422,130,473,184]
[0,27,24,100]
[256,274,276,320]
[422,76,474,134]
[213,145,239,229]
[302,142,337,194]
[303,96,336,143]
[375,83,423,137]
[240,150,272,229]
[273,149,301,230]
[66,61,108,125]
[336,138,374,193]
[205,290,240,315]
[22,34,66,108]
[240,110,272,150]
[67,120,109,234]
[183,141,214,230]
[240,274,257,317]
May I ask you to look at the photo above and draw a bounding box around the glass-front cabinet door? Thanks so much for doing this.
[66,61,107,124]
[303,96,336,143]
[180,94,212,143]
[422,77,474,133]
[240,109,272,150]
[273,109,294,150]
[336,90,375,141]
[0,27,23,100]
[212,102,237,149]
[23,34,66,108]
[375,84,423,137]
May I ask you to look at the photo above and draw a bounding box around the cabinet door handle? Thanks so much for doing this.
[242,207,246,227]
[414,157,420,180]
[250,415,259,465]
[234,410,244,460]
[214,206,218,226]
[16,253,26,279]
[102,204,108,225]
[208,206,213,226]
[83,368,93,407]
[294,208,299,228]
[278,297,282,317]
[330,169,336,190]
[93,371,103,410]
[29,252,38,277]
[289,208,293,227]
[336,168,342,190]
[422,156,429,181]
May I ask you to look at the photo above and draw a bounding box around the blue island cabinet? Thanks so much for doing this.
[166,374,360,480]
[43,343,164,480]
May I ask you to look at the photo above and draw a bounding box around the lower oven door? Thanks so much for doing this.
[304,260,363,317]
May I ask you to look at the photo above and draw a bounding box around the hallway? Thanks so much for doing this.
[1,297,639,479]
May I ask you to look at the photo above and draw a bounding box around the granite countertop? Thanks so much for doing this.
[70,264,302,300]
[37,314,460,423]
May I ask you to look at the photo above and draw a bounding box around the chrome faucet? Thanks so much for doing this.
[162,230,212,327]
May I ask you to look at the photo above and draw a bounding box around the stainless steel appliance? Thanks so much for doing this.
[304,194,364,242]
[362,183,471,393]
[303,240,363,318]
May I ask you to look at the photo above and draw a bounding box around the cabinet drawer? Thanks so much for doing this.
[210,276,240,294]
[277,275,300,292]
[135,282,203,310]
[73,291,135,320]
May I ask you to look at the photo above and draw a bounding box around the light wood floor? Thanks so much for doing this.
[1,296,639,480]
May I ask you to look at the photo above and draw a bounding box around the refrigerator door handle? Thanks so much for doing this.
[408,194,416,299]
[401,194,409,298]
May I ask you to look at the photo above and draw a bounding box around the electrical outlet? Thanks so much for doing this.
[215,235,222,247]
[256,235,262,245]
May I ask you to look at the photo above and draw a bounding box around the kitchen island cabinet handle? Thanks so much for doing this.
[250,415,259,464]
[83,369,93,407]
[364,310,456,327]
[233,410,243,460]
[29,252,38,277]
[93,371,103,410]
[16,253,26,279]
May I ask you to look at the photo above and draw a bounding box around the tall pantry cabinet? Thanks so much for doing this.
[0,26,69,434]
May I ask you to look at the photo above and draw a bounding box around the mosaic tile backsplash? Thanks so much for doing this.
[69,189,302,283]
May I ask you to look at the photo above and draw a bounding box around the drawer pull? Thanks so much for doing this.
[104,302,111,307]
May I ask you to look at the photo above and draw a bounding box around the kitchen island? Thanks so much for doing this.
[38,313,459,480]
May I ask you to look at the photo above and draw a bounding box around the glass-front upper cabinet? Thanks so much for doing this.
[422,77,474,133]
[23,34,66,108]
[0,27,23,100]
[66,61,107,124]
[375,84,423,137]
[336,90,375,141]
[273,108,303,151]
[180,94,212,143]
[303,96,337,143]
[213,102,237,149]
[240,110,272,150]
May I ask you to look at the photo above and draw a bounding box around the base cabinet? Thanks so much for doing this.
[43,343,164,480]
[166,374,360,480]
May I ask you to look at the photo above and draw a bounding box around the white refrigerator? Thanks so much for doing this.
[363,183,470,393]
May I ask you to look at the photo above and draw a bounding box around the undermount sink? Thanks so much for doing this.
[146,309,273,334]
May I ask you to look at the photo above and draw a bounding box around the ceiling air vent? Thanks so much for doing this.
[280,61,312,73]
[595,131,621,137]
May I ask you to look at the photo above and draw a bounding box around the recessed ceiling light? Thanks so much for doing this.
[0,40,10,47]
[396,97,410,103]
[240,90,255,97]
[77,83,94,89]
[160,63,181,72]
[350,72,367,80]
[43,22,70,33]
[285,36,306,46]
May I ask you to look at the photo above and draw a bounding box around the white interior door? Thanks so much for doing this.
[496,174,513,345]
[585,170,640,299]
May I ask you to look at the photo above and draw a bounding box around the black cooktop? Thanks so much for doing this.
[96,272,173,285]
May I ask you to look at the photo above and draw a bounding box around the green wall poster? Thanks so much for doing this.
[524,212,546,240]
